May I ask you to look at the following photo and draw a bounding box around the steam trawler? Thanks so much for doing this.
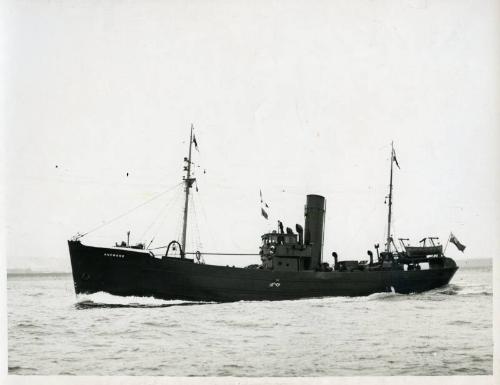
[68,127,459,302]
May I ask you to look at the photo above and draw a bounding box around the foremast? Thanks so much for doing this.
[181,124,196,258]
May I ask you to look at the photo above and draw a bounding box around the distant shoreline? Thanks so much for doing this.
[7,271,72,277]
[455,257,492,269]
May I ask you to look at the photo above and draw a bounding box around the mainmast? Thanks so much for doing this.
[181,124,196,258]
[386,142,394,252]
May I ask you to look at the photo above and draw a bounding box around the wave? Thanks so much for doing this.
[459,290,492,297]
[434,287,460,295]
[422,284,492,297]
[8,366,37,373]
[447,320,472,326]
[366,291,402,301]
[75,292,213,309]
[16,322,40,328]
[73,283,491,309]
[455,283,492,296]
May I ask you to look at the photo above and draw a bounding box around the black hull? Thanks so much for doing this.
[69,241,458,302]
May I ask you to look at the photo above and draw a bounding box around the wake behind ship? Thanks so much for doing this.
[68,126,460,302]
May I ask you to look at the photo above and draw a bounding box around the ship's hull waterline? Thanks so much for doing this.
[69,241,458,302]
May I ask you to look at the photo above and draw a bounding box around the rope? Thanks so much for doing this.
[148,189,184,247]
[189,193,203,252]
[139,185,183,242]
[195,186,216,248]
[147,245,258,256]
[77,182,183,238]
[185,252,259,256]
[174,192,184,251]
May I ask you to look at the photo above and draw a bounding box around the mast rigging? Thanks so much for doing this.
[181,124,196,257]
[386,142,395,252]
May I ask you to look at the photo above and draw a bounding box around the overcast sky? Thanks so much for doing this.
[3,0,499,271]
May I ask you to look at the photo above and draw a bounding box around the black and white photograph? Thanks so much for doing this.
[2,0,498,384]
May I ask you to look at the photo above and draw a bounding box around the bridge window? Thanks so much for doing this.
[270,235,278,244]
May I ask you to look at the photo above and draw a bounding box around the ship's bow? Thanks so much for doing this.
[68,240,103,295]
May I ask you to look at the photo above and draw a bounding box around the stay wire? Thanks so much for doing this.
[147,188,184,248]
[78,182,183,238]
[153,189,183,243]
[189,193,202,252]
[194,182,216,248]
[139,185,183,241]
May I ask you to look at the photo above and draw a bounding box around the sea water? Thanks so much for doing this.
[7,263,492,376]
